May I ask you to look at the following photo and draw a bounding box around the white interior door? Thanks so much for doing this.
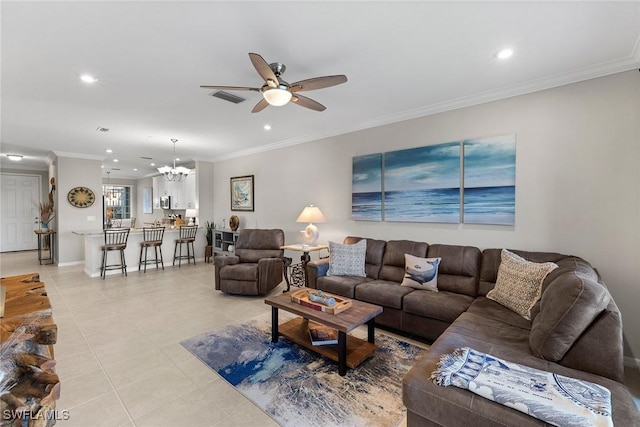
[0,173,41,252]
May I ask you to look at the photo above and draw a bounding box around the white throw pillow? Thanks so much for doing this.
[327,240,367,277]
[401,254,441,291]
[487,249,558,320]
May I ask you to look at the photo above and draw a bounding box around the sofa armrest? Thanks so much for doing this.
[307,258,330,289]
[258,257,284,294]
[214,255,239,290]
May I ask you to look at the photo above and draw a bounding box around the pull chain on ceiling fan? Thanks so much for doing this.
[200,53,347,113]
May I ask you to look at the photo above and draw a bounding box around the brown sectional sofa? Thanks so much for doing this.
[306,237,640,426]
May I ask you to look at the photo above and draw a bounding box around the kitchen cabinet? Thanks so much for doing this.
[153,176,196,210]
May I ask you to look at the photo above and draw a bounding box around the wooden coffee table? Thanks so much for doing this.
[264,288,383,376]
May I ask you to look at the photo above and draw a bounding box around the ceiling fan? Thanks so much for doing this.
[200,53,347,113]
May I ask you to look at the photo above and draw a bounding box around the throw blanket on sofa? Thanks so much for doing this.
[431,347,613,427]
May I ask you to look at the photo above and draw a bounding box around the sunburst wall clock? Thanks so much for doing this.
[67,186,95,208]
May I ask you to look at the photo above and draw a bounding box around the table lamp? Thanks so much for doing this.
[296,205,326,246]
[186,209,198,226]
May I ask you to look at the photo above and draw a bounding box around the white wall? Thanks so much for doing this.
[213,70,640,362]
[135,176,156,226]
[195,161,215,227]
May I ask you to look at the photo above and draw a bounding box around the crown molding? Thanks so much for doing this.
[52,151,105,161]
[213,56,640,163]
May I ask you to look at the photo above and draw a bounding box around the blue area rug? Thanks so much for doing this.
[181,313,426,427]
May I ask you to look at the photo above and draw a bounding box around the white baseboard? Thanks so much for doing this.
[624,356,640,369]
[56,261,84,267]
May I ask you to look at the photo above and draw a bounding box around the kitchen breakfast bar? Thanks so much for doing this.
[73,227,204,278]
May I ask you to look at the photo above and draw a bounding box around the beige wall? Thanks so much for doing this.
[212,70,640,363]
[55,155,103,264]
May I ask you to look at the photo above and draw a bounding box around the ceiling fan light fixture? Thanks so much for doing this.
[263,87,292,106]
[6,154,23,161]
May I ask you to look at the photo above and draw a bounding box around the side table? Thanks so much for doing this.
[205,245,213,263]
[280,244,328,292]
[34,230,56,265]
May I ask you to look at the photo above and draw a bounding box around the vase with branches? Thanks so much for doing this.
[39,201,55,230]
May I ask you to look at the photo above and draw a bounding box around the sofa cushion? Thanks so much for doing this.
[529,256,598,321]
[219,263,258,281]
[467,297,532,331]
[355,280,414,309]
[403,290,475,323]
[344,236,386,279]
[316,275,373,299]
[401,254,441,291]
[427,244,481,297]
[530,271,611,361]
[487,249,557,320]
[403,328,640,427]
[378,240,428,282]
[327,239,366,277]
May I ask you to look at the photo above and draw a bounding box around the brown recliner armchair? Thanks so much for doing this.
[214,229,285,295]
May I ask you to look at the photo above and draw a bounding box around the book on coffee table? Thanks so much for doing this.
[308,321,338,346]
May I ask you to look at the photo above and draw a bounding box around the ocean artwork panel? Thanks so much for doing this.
[352,153,383,221]
[384,141,461,223]
[463,135,516,225]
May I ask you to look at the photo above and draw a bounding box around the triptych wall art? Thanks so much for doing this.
[352,134,516,225]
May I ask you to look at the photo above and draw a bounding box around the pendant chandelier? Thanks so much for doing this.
[158,139,191,182]
[104,171,112,201]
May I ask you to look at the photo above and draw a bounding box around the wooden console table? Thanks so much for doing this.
[0,273,59,426]
[34,230,56,265]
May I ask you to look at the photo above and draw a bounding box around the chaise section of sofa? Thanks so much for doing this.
[403,248,637,426]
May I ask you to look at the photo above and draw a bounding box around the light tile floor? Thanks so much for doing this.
[1,250,638,426]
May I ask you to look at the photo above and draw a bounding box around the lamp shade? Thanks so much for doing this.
[296,205,326,224]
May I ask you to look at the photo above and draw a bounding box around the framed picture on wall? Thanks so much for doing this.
[230,175,254,211]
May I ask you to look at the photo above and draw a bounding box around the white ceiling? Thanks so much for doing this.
[2,1,639,178]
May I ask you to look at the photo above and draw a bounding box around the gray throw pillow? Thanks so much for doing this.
[327,240,367,277]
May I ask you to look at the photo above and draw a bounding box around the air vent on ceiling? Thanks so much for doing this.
[140,156,153,160]
[111,168,121,171]
[96,127,110,132]
[210,91,246,104]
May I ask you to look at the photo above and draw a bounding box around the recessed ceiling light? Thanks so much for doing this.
[264,124,272,130]
[496,48,514,60]
[80,74,98,83]
[105,149,113,153]
[6,154,23,161]
[150,163,156,167]
[113,159,119,163]
[101,165,104,168]
[133,168,138,172]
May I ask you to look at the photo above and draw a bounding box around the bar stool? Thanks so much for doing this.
[101,228,130,279]
[173,225,198,267]
[138,227,165,272]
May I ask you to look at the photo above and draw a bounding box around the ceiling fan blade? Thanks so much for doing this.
[200,85,260,92]
[249,53,278,85]
[291,94,326,112]
[290,75,347,92]
[251,98,269,113]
